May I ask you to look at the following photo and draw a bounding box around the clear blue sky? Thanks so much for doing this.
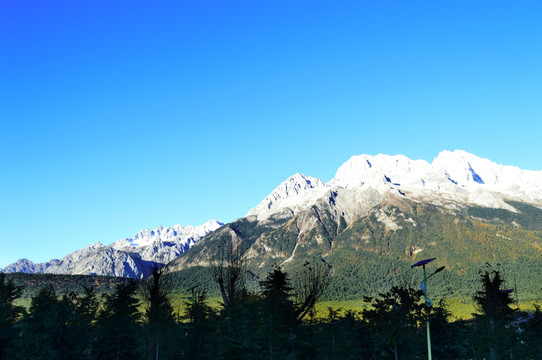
[1,1,541,266]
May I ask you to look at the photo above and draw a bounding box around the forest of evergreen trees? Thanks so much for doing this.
[1,266,541,360]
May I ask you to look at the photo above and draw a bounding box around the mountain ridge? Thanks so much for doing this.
[4,150,541,284]
[164,150,542,299]
[247,150,542,221]
[168,193,542,300]
[2,219,223,278]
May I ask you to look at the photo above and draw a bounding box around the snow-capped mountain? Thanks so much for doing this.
[109,221,223,264]
[2,220,223,278]
[247,150,542,220]
[168,150,542,300]
[246,173,329,220]
[6,150,542,281]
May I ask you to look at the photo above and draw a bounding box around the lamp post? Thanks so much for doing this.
[411,258,445,360]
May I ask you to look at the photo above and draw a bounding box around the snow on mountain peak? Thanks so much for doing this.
[247,150,542,220]
[110,220,223,252]
[432,150,495,186]
[432,150,542,196]
[246,173,330,219]
[330,153,432,190]
[3,220,223,278]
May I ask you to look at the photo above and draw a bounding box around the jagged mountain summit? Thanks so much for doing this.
[168,150,542,299]
[5,150,542,288]
[247,150,542,221]
[2,220,223,278]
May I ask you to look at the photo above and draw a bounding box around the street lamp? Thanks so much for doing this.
[411,258,445,360]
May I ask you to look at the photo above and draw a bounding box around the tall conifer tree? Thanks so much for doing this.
[14,286,62,360]
[93,281,143,360]
[0,273,24,360]
[473,270,516,360]
[143,267,176,360]
[259,266,295,360]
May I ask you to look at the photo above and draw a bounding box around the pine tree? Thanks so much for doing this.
[73,286,99,359]
[180,289,216,360]
[362,286,425,360]
[259,266,295,360]
[14,286,62,360]
[93,281,143,360]
[214,290,263,360]
[143,267,176,360]
[0,273,24,360]
[472,270,516,360]
[57,292,79,360]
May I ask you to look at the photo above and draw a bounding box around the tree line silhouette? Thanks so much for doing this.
[1,263,541,360]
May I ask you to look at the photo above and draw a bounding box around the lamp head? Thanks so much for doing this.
[411,258,436,268]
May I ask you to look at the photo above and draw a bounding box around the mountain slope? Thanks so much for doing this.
[168,150,542,299]
[169,193,542,299]
[3,220,223,278]
[247,150,542,221]
[6,149,542,292]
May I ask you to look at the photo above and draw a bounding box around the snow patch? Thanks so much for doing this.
[247,149,542,221]
[412,247,423,255]
[375,210,402,231]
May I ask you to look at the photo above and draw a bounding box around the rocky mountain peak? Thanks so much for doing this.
[2,220,222,278]
[246,150,542,222]
[246,173,330,220]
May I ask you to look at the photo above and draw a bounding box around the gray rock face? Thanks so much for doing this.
[1,258,60,274]
[2,220,223,278]
[7,150,542,280]
[169,150,542,275]
[45,247,156,278]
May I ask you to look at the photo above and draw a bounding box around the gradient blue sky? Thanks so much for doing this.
[1,1,541,266]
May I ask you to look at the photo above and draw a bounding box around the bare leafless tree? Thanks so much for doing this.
[209,240,246,309]
[292,259,332,322]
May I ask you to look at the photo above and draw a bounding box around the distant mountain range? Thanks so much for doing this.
[166,150,542,298]
[2,220,223,278]
[4,150,542,298]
